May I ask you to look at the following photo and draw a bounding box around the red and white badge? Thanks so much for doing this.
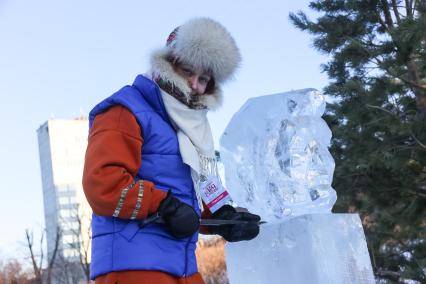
[199,175,232,213]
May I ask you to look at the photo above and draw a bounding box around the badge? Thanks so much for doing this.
[199,175,232,213]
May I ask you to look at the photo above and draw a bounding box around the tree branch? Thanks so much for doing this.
[366,104,396,116]
[381,61,426,109]
[390,64,426,112]
[25,230,42,284]
[66,207,92,284]
[408,189,426,198]
[38,231,44,278]
[405,0,413,17]
[391,0,402,23]
[47,227,61,284]
[410,131,426,149]
[376,10,390,31]
[381,0,395,28]
[412,0,418,15]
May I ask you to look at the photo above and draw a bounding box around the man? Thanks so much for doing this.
[83,17,260,284]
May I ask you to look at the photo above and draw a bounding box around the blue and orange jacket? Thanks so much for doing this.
[83,75,210,281]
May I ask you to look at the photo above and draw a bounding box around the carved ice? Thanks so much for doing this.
[220,89,375,284]
[220,89,337,222]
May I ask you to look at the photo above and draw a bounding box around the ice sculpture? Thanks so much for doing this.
[220,89,337,222]
[226,214,375,284]
[221,89,375,283]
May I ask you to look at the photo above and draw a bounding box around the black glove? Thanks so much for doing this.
[158,193,200,239]
[209,205,260,242]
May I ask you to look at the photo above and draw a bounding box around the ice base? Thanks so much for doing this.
[225,214,375,284]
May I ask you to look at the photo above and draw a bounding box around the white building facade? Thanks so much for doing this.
[37,118,91,269]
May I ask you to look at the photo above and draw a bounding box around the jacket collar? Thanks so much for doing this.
[132,74,171,124]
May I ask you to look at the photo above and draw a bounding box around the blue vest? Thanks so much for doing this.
[88,75,200,280]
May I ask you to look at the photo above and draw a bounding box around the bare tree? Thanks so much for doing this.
[0,258,32,284]
[25,228,60,284]
[66,207,91,283]
[25,230,43,284]
[74,212,91,283]
[57,204,92,284]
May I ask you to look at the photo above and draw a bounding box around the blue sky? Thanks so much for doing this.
[0,0,329,260]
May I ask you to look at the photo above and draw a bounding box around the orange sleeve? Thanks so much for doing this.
[82,105,167,220]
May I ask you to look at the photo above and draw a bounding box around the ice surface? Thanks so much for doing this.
[225,214,375,284]
[220,89,337,222]
[221,90,374,283]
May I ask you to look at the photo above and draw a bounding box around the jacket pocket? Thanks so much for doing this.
[118,221,140,242]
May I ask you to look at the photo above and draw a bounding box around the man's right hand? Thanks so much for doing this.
[209,205,260,242]
[158,193,200,239]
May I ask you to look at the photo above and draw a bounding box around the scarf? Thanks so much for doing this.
[153,76,217,210]
[155,77,207,110]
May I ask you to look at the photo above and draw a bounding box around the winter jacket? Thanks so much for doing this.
[85,75,201,280]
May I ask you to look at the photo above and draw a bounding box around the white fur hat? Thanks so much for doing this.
[149,18,241,110]
[164,17,241,83]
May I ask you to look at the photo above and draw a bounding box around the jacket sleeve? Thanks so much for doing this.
[82,105,167,220]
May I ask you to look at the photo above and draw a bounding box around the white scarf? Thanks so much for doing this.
[147,50,222,210]
[160,89,216,210]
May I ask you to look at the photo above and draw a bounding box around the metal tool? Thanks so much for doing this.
[138,213,266,228]
[199,219,267,226]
